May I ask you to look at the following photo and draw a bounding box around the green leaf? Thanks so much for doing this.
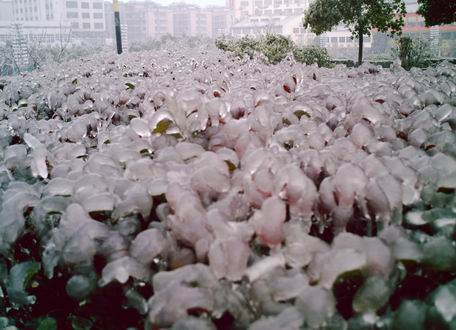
[66,275,96,300]
[392,300,427,330]
[18,99,28,108]
[125,288,148,315]
[294,110,311,119]
[152,118,173,135]
[0,317,9,328]
[7,261,41,306]
[423,209,456,222]
[0,259,7,286]
[225,160,236,172]
[37,317,57,330]
[125,82,135,90]
[353,276,391,314]
[422,237,456,272]
[427,279,456,325]
[69,315,95,330]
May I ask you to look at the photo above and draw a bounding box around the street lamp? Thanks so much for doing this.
[113,0,123,54]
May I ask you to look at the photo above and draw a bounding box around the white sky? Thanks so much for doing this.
[122,0,226,6]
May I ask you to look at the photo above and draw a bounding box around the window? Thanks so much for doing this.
[66,1,77,8]
[71,22,79,28]
[94,23,104,29]
[331,37,337,43]
[339,36,345,42]
[93,2,103,9]
[67,11,78,18]
[83,22,91,29]
[82,12,90,18]
[81,2,89,8]
[93,12,103,19]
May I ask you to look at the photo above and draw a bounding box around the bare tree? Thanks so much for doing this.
[55,23,72,63]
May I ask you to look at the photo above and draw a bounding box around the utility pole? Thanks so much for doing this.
[113,0,123,54]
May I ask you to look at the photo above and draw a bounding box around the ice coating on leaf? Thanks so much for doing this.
[0,184,40,255]
[1,46,456,329]
[148,264,221,327]
[130,117,151,137]
[283,222,329,269]
[246,253,286,282]
[251,196,287,247]
[295,286,336,328]
[99,256,151,286]
[130,228,168,264]
[249,307,304,330]
[311,248,367,289]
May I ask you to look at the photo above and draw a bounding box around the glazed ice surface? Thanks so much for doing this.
[0,48,455,329]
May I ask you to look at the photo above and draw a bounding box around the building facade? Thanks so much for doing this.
[0,0,108,46]
[112,1,232,43]
[64,0,106,43]
[402,8,456,57]
[228,0,317,45]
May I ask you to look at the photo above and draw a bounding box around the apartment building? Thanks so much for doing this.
[113,1,231,42]
[64,0,106,43]
[229,0,308,22]
[228,0,313,44]
[145,6,173,39]
[0,0,71,46]
[0,0,107,45]
[402,7,456,57]
[208,6,232,38]
[0,0,13,22]
[11,0,66,22]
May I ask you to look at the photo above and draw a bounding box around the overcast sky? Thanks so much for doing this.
[123,0,226,6]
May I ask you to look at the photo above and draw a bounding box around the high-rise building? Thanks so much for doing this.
[0,0,13,22]
[208,6,232,38]
[119,1,158,42]
[228,0,313,45]
[114,1,232,43]
[228,0,309,22]
[11,0,65,22]
[64,0,106,43]
[0,0,71,47]
[145,6,174,38]
[0,0,108,46]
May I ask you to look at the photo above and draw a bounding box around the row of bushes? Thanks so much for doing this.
[216,34,451,71]
[216,34,333,67]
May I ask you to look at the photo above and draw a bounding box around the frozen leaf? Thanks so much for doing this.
[392,300,427,330]
[130,228,168,264]
[295,286,335,328]
[353,276,391,314]
[249,307,304,330]
[66,274,96,300]
[99,256,151,286]
[7,261,40,306]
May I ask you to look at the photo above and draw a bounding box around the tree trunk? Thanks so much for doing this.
[358,30,363,66]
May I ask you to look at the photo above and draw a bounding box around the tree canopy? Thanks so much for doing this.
[417,0,456,26]
[304,0,406,65]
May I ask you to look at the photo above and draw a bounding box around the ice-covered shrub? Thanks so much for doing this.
[0,45,455,329]
[216,34,332,67]
[293,46,333,68]
[394,36,432,70]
